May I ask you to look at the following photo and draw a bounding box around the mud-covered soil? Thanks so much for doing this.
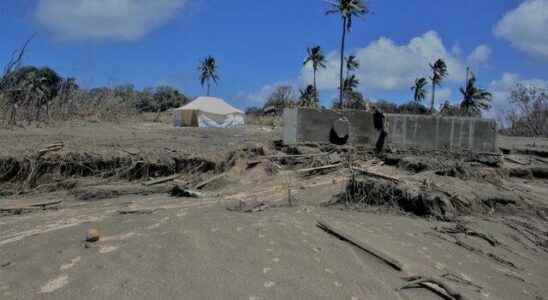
[1,122,548,300]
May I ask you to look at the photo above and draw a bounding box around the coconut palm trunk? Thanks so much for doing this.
[339,17,347,108]
[313,70,317,96]
[430,84,436,113]
[207,80,210,96]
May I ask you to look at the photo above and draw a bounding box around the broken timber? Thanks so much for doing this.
[142,174,182,186]
[296,163,342,174]
[399,275,469,300]
[317,220,404,272]
[351,167,400,183]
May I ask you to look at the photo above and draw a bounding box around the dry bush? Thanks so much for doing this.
[502,84,548,137]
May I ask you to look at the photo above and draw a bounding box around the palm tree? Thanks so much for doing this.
[198,56,219,96]
[298,85,318,108]
[460,70,492,116]
[326,0,370,107]
[345,55,359,79]
[303,46,326,100]
[411,77,428,103]
[342,74,360,92]
[429,59,448,113]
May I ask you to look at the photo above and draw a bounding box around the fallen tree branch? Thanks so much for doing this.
[441,273,483,291]
[297,163,342,175]
[170,186,204,198]
[399,275,469,300]
[351,167,400,183]
[536,157,548,164]
[317,220,404,271]
[194,173,227,190]
[504,157,529,166]
[261,153,332,159]
[30,200,63,208]
[142,174,182,186]
[436,224,499,247]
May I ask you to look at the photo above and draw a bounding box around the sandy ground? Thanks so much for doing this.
[1,122,548,300]
[0,120,280,158]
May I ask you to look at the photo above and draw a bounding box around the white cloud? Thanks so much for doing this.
[467,45,492,66]
[36,0,187,41]
[494,0,548,60]
[486,73,548,119]
[301,31,467,93]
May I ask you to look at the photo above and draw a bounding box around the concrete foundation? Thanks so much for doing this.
[283,108,497,153]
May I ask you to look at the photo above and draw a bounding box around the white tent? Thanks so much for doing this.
[174,96,245,128]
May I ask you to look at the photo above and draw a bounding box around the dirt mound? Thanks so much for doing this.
[339,174,528,220]
[0,152,220,193]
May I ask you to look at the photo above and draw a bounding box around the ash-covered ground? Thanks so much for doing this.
[1,121,548,300]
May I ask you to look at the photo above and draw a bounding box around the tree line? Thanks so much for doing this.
[0,38,189,127]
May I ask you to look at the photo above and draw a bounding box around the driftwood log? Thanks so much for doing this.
[399,275,469,300]
[317,220,404,271]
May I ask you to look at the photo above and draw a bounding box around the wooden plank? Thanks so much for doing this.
[195,173,227,190]
[30,200,63,208]
[317,220,404,272]
[351,167,400,183]
[142,174,182,186]
[504,157,529,166]
[261,153,331,159]
[296,163,343,174]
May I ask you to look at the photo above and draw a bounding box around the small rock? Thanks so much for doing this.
[85,228,100,243]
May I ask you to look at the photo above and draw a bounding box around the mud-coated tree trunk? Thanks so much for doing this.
[339,17,347,108]
[430,83,436,113]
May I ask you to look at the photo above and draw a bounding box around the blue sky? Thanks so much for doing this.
[1,0,547,118]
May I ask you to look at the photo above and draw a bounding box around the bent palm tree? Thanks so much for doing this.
[345,55,360,79]
[326,0,369,108]
[303,46,326,101]
[198,56,219,96]
[460,71,492,116]
[429,59,448,113]
[298,85,318,108]
[343,74,360,92]
[411,77,428,103]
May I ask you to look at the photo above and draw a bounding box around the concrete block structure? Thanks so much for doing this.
[283,108,498,153]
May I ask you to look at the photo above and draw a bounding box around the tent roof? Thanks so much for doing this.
[175,96,244,115]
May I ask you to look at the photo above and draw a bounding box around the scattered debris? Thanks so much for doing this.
[441,272,483,292]
[398,275,469,300]
[351,167,400,183]
[29,200,63,208]
[317,220,404,272]
[435,223,500,247]
[143,174,182,186]
[296,163,343,175]
[228,200,271,213]
[195,173,228,190]
[170,186,204,198]
[85,228,100,243]
[118,208,158,215]
[38,142,64,155]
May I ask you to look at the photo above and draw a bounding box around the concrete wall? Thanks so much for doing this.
[283,108,497,153]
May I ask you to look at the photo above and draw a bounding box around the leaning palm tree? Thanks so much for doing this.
[298,85,318,108]
[342,74,360,93]
[429,58,448,113]
[460,71,493,116]
[345,55,360,79]
[303,46,326,100]
[326,0,370,107]
[411,77,428,103]
[198,56,219,96]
